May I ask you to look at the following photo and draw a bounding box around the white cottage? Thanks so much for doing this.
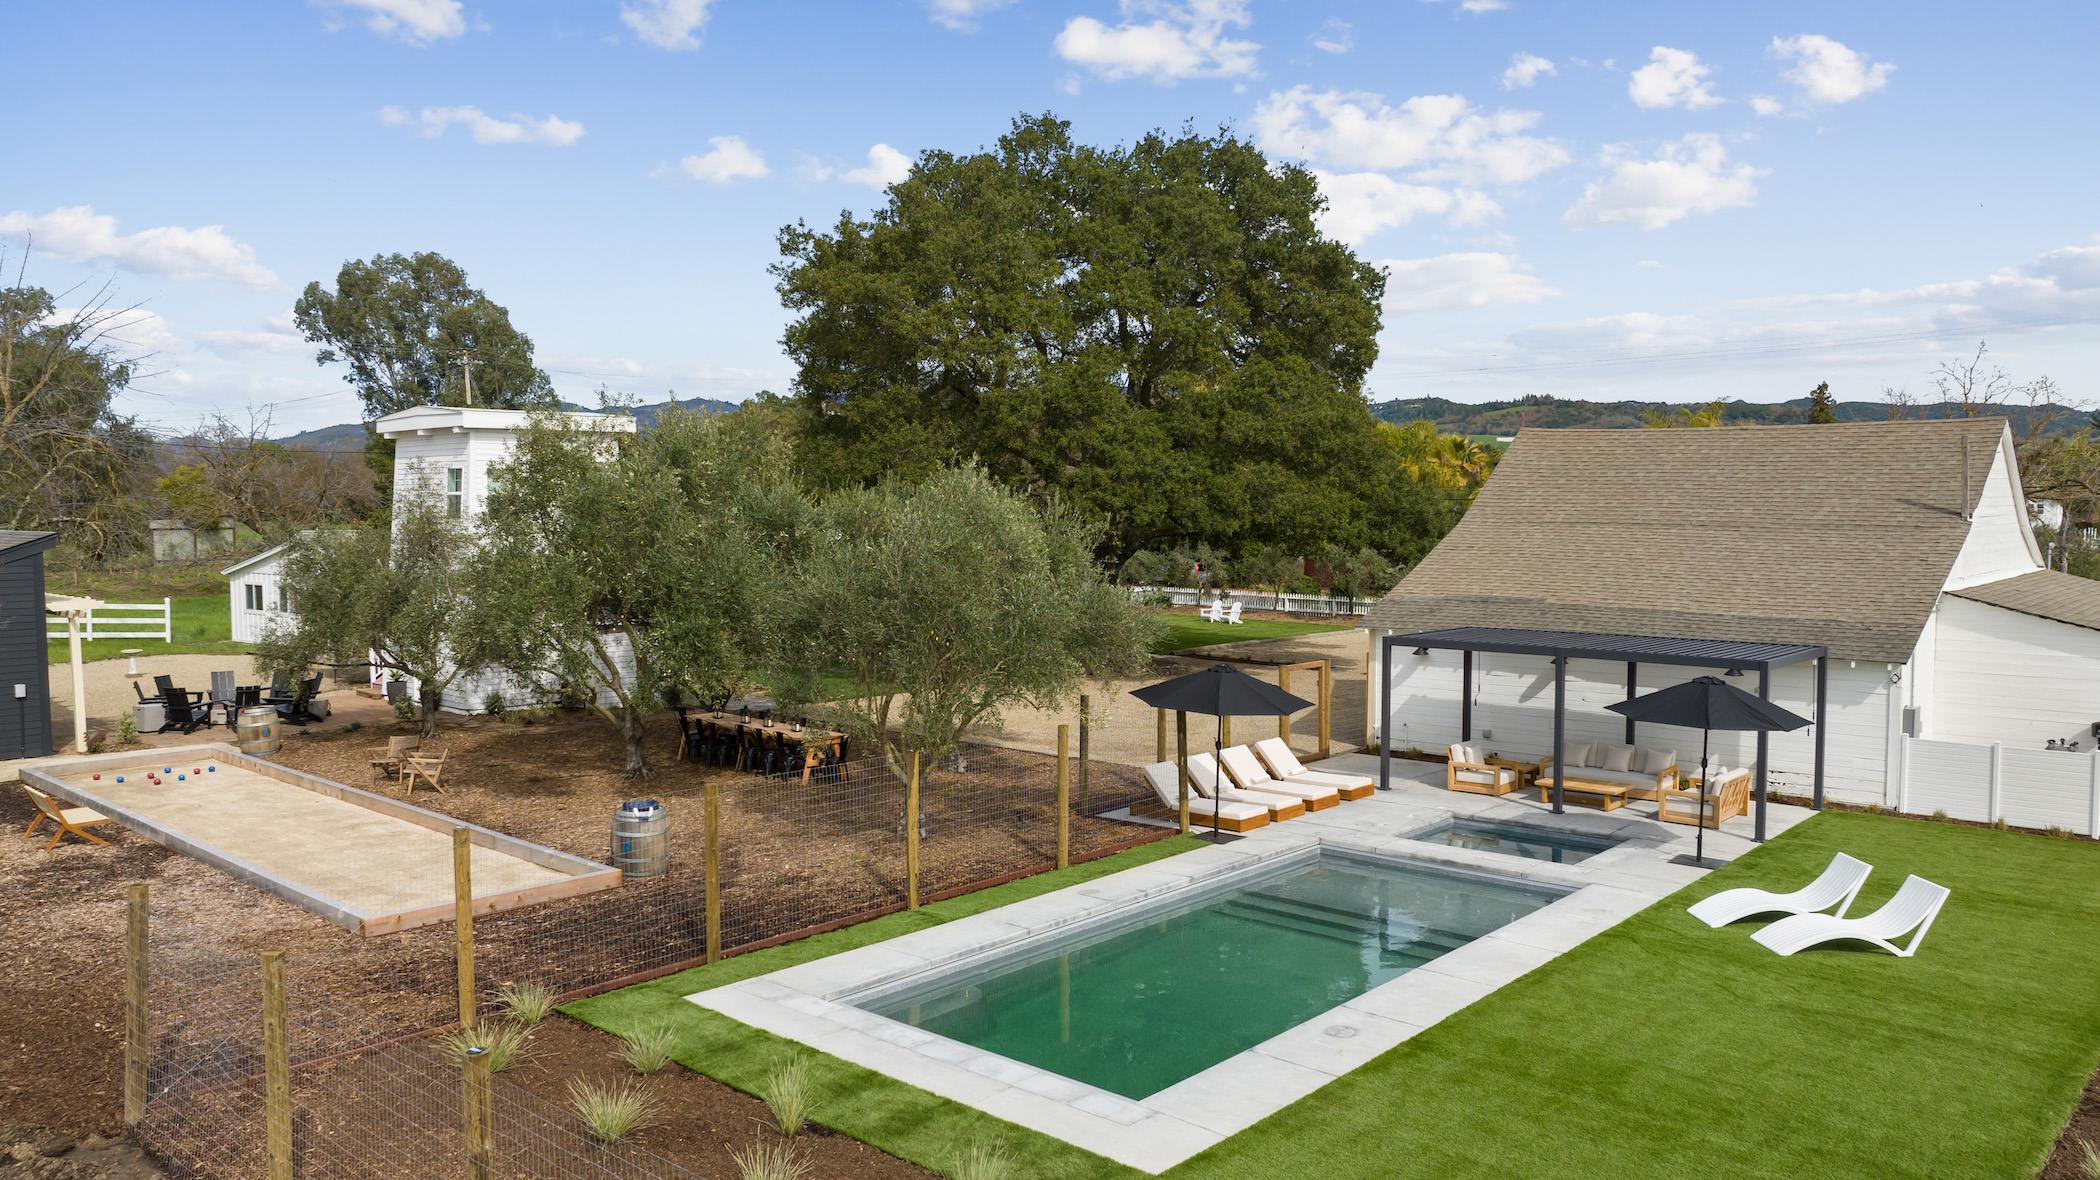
[1362,418,2100,822]
[225,406,637,710]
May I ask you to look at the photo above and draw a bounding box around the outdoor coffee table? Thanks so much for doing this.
[1536,776,1629,812]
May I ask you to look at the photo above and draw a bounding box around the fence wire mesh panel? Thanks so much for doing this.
[122,714,1174,1179]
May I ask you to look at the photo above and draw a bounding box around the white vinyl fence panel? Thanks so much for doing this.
[1900,736,2100,833]
[45,598,173,642]
[1126,585,1368,617]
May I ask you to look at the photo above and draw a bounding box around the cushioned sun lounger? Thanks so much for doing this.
[1687,851,1872,929]
[1750,874,1950,958]
[1252,738,1376,799]
[1186,753,1306,820]
[1218,746,1341,810]
[1139,762,1270,832]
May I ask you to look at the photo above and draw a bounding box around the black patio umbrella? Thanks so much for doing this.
[1130,664,1313,843]
[1606,676,1809,866]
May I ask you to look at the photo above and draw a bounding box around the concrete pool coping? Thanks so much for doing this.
[21,744,621,936]
[690,755,1813,1173]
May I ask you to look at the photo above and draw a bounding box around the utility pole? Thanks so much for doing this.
[456,350,479,406]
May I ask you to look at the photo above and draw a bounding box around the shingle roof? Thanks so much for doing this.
[1362,419,2015,662]
[0,531,58,563]
[1947,569,2100,632]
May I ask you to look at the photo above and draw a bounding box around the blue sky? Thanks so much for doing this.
[8,0,2098,434]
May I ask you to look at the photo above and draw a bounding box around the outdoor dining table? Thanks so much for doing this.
[685,712,848,784]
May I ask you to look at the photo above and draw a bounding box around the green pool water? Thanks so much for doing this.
[859,852,1560,1099]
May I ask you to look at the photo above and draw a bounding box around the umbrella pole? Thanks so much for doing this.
[1697,730,1710,866]
[1213,714,1224,843]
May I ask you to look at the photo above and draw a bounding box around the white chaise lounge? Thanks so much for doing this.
[1217,746,1341,810]
[1750,875,1951,958]
[1186,752,1306,820]
[1686,852,1872,928]
[1252,738,1376,800]
[1138,761,1270,832]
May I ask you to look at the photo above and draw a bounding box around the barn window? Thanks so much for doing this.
[446,467,465,518]
[244,584,263,611]
[276,586,291,612]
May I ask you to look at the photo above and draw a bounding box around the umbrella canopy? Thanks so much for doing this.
[1604,676,1809,733]
[1130,663,1313,718]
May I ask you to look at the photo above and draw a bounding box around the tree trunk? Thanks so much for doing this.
[620,706,652,778]
[420,688,442,739]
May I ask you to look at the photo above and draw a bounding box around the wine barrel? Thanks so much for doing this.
[236,705,280,756]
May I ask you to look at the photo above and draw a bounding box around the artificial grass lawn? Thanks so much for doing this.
[46,595,243,664]
[569,813,2100,1179]
[1148,614,1349,656]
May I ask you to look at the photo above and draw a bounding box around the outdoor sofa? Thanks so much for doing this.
[1535,741,1681,809]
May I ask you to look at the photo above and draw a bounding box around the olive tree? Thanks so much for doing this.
[462,408,795,777]
[248,483,474,737]
[772,465,1157,786]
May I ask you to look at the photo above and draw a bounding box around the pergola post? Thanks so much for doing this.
[1623,662,1638,746]
[1813,656,1827,810]
[1378,637,1392,791]
[1550,654,1566,814]
[1461,650,1473,742]
[1755,666,1771,841]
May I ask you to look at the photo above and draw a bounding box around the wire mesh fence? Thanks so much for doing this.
[125,730,1170,1179]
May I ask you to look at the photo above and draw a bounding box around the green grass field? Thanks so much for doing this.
[567,812,2100,1179]
[46,595,244,664]
[1148,614,1350,655]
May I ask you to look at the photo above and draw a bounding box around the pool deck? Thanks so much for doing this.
[691,754,1813,1173]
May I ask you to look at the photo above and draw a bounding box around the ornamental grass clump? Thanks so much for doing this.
[950,1140,1013,1180]
[616,1023,677,1074]
[568,1079,656,1143]
[763,1055,814,1138]
[497,980,556,1027]
[730,1137,810,1180]
[438,1021,535,1073]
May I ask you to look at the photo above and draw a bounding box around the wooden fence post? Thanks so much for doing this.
[453,827,474,1029]
[907,751,922,909]
[704,778,722,963]
[462,1045,493,1180]
[1318,659,1331,759]
[1156,708,1167,764]
[1078,694,1092,820]
[1056,725,1070,869]
[1278,666,1294,744]
[124,884,148,1126]
[260,950,291,1180]
[1176,712,1190,834]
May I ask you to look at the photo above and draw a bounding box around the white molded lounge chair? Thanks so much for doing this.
[1252,738,1376,799]
[1750,874,1950,958]
[1217,746,1341,810]
[1139,762,1270,832]
[1686,852,1872,929]
[1186,753,1306,820]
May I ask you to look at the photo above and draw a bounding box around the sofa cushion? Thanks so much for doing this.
[1550,766,1649,787]
[1637,748,1679,775]
[1600,744,1636,772]
[1556,741,1594,768]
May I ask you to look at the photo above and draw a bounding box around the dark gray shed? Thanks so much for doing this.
[0,531,58,760]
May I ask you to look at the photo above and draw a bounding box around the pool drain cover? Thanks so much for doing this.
[1323,1025,1357,1039]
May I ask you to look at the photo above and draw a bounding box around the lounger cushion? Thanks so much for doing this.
[1599,744,1637,772]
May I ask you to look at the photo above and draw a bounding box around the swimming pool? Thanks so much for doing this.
[852,850,1562,1099]
[1405,818,1620,865]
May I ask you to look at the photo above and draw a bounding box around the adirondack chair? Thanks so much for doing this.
[1201,598,1226,623]
[208,671,240,728]
[20,786,116,850]
[401,746,448,796]
[158,688,209,735]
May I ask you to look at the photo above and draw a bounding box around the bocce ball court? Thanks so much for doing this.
[21,744,619,935]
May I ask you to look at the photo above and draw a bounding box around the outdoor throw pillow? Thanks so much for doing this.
[1636,748,1678,775]
[1600,744,1637,772]
[1559,741,1593,768]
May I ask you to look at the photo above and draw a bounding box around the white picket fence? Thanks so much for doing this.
[1126,585,1369,618]
[1901,736,2100,834]
[45,598,174,642]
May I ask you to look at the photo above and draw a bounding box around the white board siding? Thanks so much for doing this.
[227,553,288,644]
[1377,650,1893,803]
[1946,442,2044,590]
[1930,595,2100,750]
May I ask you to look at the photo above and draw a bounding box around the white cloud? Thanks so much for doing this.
[1724,240,2100,325]
[0,206,279,289]
[1500,53,1554,89]
[1420,0,1509,13]
[1313,173,1493,245]
[199,327,309,358]
[1378,252,1559,314]
[1628,46,1719,110]
[1054,0,1260,84]
[678,136,770,185]
[379,105,585,146]
[922,0,1013,30]
[1636,259,1664,269]
[621,0,716,50]
[1771,34,1893,105]
[1750,95,1783,116]
[323,0,465,44]
[841,144,913,190]
[1562,134,1764,230]
[78,308,186,357]
[1311,19,1351,54]
[1252,86,1568,186]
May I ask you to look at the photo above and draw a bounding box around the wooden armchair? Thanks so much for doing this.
[1445,743,1520,796]
[1658,768,1752,829]
[369,736,421,785]
[401,746,448,796]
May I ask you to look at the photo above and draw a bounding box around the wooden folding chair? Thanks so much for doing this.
[369,735,421,786]
[401,746,448,796]
[20,786,116,850]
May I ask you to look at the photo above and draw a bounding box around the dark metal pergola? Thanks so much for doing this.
[1379,627,1829,841]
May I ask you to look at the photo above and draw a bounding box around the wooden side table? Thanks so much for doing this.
[1486,755,1540,792]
